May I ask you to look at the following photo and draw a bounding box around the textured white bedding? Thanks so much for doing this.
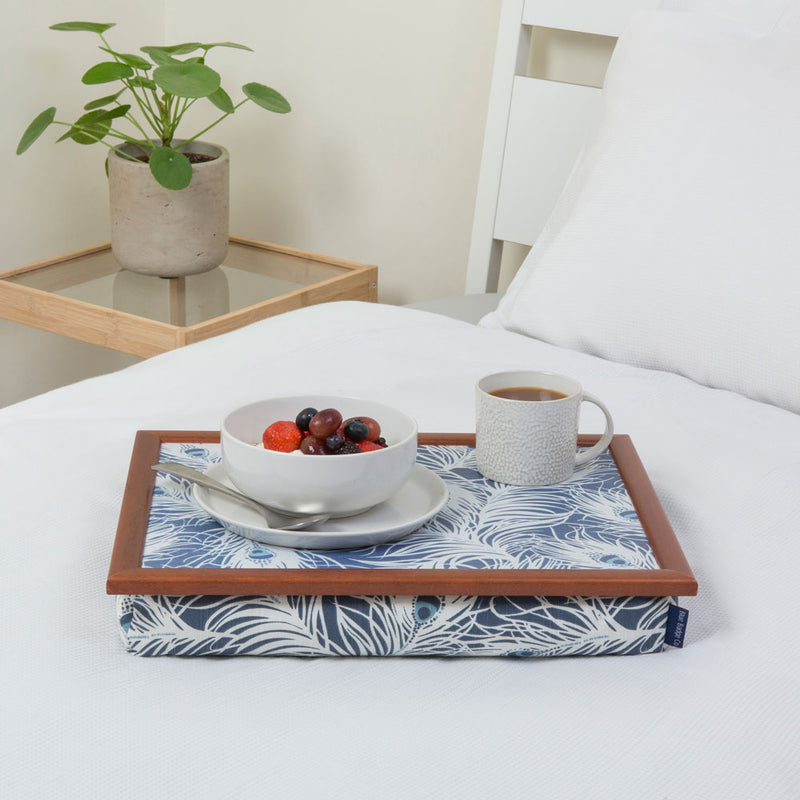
[1,301,798,799]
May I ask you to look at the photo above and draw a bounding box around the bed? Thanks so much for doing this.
[3,1,800,798]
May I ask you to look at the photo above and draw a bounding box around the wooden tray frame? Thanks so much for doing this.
[107,431,697,598]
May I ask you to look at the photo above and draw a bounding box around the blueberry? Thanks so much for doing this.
[295,407,318,432]
[326,432,345,451]
[343,418,369,442]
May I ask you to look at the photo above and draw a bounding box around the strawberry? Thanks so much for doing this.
[357,440,383,452]
[262,420,303,452]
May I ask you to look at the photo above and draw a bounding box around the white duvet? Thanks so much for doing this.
[1,301,798,799]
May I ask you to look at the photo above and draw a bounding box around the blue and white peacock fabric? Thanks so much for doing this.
[118,443,672,657]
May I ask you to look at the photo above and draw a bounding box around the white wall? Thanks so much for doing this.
[0,0,165,406]
[163,0,502,304]
[2,0,166,263]
[0,0,501,406]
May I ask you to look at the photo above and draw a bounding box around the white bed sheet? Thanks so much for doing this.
[1,301,798,799]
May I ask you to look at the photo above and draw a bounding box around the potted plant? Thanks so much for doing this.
[17,21,291,277]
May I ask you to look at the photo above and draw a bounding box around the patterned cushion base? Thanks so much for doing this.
[118,594,670,657]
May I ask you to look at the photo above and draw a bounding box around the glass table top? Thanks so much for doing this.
[4,239,350,326]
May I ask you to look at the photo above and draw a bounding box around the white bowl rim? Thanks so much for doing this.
[221,395,418,456]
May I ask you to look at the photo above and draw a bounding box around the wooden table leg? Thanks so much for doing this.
[168,277,186,327]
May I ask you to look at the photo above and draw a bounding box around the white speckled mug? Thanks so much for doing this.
[475,371,614,486]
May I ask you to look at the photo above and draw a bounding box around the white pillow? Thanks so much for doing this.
[482,11,800,414]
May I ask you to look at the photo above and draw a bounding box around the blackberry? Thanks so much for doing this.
[336,441,361,455]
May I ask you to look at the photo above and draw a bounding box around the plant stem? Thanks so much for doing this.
[162,93,175,146]
[179,99,249,148]
[97,31,161,143]
[118,98,155,144]
[130,77,161,135]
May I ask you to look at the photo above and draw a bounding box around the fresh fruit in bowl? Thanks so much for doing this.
[260,406,389,456]
[221,396,418,517]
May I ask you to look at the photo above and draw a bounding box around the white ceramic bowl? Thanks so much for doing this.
[221,395,419,516]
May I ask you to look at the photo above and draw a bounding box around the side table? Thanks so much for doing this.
[0,236,377,358]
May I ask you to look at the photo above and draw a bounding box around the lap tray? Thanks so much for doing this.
[107,431,697,657]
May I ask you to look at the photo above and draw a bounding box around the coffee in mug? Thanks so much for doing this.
[475,370,614,486]
[489,386,568,402]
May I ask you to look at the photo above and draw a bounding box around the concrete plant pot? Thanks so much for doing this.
[108,140,229,277]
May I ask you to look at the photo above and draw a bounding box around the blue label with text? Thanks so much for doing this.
[666,604,689,648]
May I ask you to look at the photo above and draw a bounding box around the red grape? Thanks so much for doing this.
[309,408,343,438]
[299,435,329,455]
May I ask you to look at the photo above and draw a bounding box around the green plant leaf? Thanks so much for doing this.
[50,21,115,34]
[153,63,220,98]
[242,83,291,113]
[207,87,234,113]
[84,90,124,110]
[140,46,180,66]
[82,61,135,85]
[149,146,193,190]
[201,41,253,52]
[159,42,203,55]
[57,106,131,145]
[103,104,132,120]
[99,47,151,70]
[58,109,112,144]
[130,76,156,91]
[16,107,56,154]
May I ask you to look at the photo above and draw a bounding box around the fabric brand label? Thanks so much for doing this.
[665,604,689,648]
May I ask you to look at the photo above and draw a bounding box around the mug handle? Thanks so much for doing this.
[574,392,614,468]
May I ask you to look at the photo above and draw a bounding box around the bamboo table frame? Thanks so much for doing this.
[107,431,698,598]
[0,236,378,357]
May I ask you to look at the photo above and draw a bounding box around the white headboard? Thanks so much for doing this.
[465,0,659,293]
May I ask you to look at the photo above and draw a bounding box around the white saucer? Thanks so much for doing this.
[193,462,448,550]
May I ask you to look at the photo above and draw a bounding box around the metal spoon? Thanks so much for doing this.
[152,462,330,531]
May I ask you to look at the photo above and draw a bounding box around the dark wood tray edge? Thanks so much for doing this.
[107,430,698,598]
